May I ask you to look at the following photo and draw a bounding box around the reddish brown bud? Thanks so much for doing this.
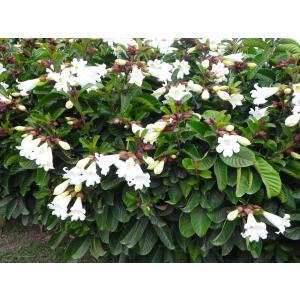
[127,45,138,56]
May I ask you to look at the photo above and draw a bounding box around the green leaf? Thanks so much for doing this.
[101,176,123,190]
[214,158,228,191]
[138,227,158,255]
[120,218,149,248]
[90,237,107,259]
[284,226,300,240]
[179,213,194,238]
[191,206,211,237]
[167,184,182,204]
[254,157,282,198]
[220,147,255,168]
[153,225,175,250]
[211,220,237,246]
[132,94,160,112]
[236,167,252,197]
[66,237,91,260]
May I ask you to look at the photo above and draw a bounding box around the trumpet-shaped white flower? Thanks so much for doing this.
[201,89,210,100]
[69,197,86,221]
[228,94,244,109]
[223,53,244,62]
[17,78,40,96]
[216,134,240,157]
[263,211,291,234]
[63,166,85,185]
[95,153,120,175]
[165,84,191,102]
[147,59,173,83]
[146,38,177,54]
[211,62,229,82]
[241,213,268,242]
[128,65,145,86]
[0,63,7,74]
[285,112,300,127]
[187,80,203,94]
[48,194,72,220]
[173,60,190,79]
[81,161,101,187]
[34,142,54,171]
[152,86,167,99]
[250,84,279,106]
[201,59,210,69]
[249,106,268,120]
[17,134,41,160]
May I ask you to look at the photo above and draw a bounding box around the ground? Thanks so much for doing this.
[0,220,61,263]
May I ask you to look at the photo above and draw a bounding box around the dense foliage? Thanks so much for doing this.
[1,38,300,262]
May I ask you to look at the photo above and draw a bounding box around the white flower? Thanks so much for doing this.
[95,153,120,175]
[263,211,291,234]
[285,113,300,127]
[51,68,75,92]
[241,213,268,242]
[34,142,54,171]
[146,39,177,54]
[81,161,101,187]
[217,90,231,101]
[292,84,300,106]
[249,106,268,120]
[187,80,203,94]
[53,179,71,196]
[63,166,85,185]
[201,59,210,69]
[70,58,87,74]
[216,134,240,157]
[48,194,72,220]
[223,53,244,62]
[236,136,251,146]
[250,84,279,106]
[127,169,151,190]
[128,65,145,87]
[132,123,145,135]
[0,82,9,90]
[143,156,165,174]
[0,63,7,74]
[76,157,91,169]
[69,197,86,221]
[228,94,244,109]
[227,209,239,221]
[147,60,173,83]
[116,157,137,179]
[17,78,40,96]
[16,135,42,160]
[173,60,190,79]
[165,84,191,102]
[211,62,229,82]
[152,86,167,99]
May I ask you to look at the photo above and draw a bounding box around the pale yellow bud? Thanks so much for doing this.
[65,100,74,109]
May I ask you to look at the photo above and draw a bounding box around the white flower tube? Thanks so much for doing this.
[262,211,291,234]
[69,197,86,221]
[227,209,239,221]
[241,213,268,242]
[53,179,71,196]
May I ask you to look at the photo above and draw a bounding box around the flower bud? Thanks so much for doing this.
[284,88,292,95]
[223,59,235,67]
[247,62,257,69]
[14,126,26,131]
[154,160,165,175]
[171,154,177,159]
[285,114,300,127]
[3,97,12,104]
[152,121,167,132]
[75,183,82,192]
[115,59,127,65]
[187,47,196,54]
[227,209,239,221]
[201,89,210,100]
[291,152,300,160]
[76,157,90,169]
[58,140,71,150]
[11,92,21,97]
[53,179,71,196]
[16,104,27,111]
[237,135,251,146]
[65,100,74,109]
[225,124,234,132]
[217,90,231,101]
[192,112,202,120]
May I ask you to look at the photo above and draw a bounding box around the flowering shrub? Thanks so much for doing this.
[1,38,300,262]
